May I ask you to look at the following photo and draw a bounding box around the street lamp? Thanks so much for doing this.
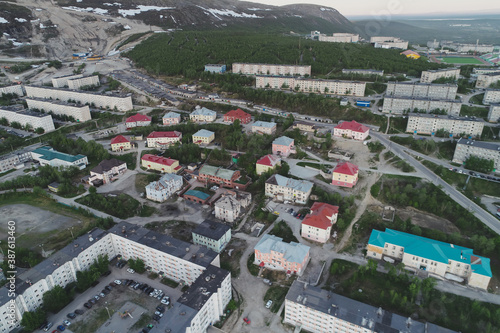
[69,227,74,240]
[39,244,46,258]
[105,302,111,319]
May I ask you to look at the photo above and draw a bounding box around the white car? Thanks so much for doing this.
[114,280,122,285]
[127,268,135,274]
[265,300,272,309]
[63,320,71,326]
[154,311,164,317]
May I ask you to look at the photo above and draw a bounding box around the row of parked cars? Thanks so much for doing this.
[288,208,305,220]
[451,168,500,182]
[83,284,113,309]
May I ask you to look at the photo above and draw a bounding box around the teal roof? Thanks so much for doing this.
[32,146,86,163]
[273,136,294,146]
[163,111,181,119]
[184,190,210,201]
[191,107,216,117]
[255,234,310,263]
[193,129,215,138]
[253,121,276,128]
[368,229,492,277]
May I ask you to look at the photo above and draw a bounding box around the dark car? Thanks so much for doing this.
[156,306,165,313]
[66,313,76,319]
[109,282,117,287]
[152,314,161,321]
[57,325,65,331]
[75,309,85,315]
[102,289,110,295]
[102,270,112,276]
[83,303,92,309]
[89,299,97,305]
[105,285,112,291]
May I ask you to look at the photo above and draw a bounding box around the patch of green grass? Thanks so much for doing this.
[460,105,489,119]
[247,253,259,276]
[131,313,152,330]
[439,57,483,64]
[268,221,299,243]
[469,93,485,105]
[160,277,180,288]
[264,285,289,313]
[110,152,137,170]
[71,309,109,333]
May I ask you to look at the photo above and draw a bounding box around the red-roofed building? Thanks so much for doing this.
[331,161,359,188]
[301,202,339,243]
[224,109,251,124]
[126,113,152,128]
[110,135,131,152]
[333,120,370,141]
[256,154,281,175]
[146,131,182,148]
[141,154,181,173]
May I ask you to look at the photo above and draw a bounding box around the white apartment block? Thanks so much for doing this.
[51,74,83,88]
[67,75,100,90]
[0,84,24,96]
[251,121,277,135]
[476,73,500,88]
[456,44,494,53]
[284,280,458,333]
[256,75,366,97]
[214,195,241,223]
[382,96,461,115]
[406,113,484,137]
[0,105,55,132]
[487,104,500,123]
[452,138,500,172]
[483,89,500,105]
[26,97,92,122]
[25,86,133,111]
[190,107,217,123]
[145,173,183,202]
[420,68,460,83]
[192,220,232,254]
[265,174,314,204]
[0,149,32,173]
[386,82,458,99]
[473,68,500,76]
[370,36,408,49]
[318,33,359,43]
[233,63,311,76]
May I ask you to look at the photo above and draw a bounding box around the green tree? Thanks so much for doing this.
[128,258,146,273]
[21,308,47,331]
[35,127,45,134]
[10,121,22,129]
[42,285,72,313]
[465,155,494,173]
[0,117,8,126]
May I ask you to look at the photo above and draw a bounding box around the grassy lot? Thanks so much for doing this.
[134,173,162,192]
[263,285,290,313]
[220,239,246,278]
[460,105,489,119]
[268,221,299,243]
[384,151,415,172]
[111,152,137,170]
[144,220,197,242]
[469,93,485,105]
[390,136,456,160]
[161,277,180,288]
[72,308,110,333]
[247,253,260,276]
[76,193,156,219]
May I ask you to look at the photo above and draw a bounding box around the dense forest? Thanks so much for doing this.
[125,31,447,77]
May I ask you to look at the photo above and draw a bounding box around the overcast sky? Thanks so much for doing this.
[242,0,499,17]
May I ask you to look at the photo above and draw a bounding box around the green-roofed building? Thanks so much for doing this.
[183,190,211,204]
[367,228,491,290]
[198,164,241,189]
[31,146,88,170]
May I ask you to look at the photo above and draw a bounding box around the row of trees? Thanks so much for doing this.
[465,155,495,173]
[0,117,45,134]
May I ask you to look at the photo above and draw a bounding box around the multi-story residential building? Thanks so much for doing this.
[51,74,83,88]
[370,36,408,49]
[292,121,316,132]
[89,158,127,185]
[232,63,311,76]
[473,68,500,76]
[192,220,231,253]
[284,280,459,333]
[162,111,181,125]
[476,73,500,88]
[146,131,182,148]
[332,161,359,188]
[251,121,277,135]
[457,44,494,53]
[256,154,281,175]
[204,64,226,74]
[487,104,500,122]
[0,105,55,132]
[110,135,132,151]
[341,69,384,76]
[0,84,24,96]
[367,229,492,289]
[333,120,369,141]
[301,202,339,243]
[265,174,313,204]
[382,96,462,115]
[198,165,240,188]
[24,86,133,111]
[26,97,91,122]
[145,173,183,202]
[31,146,88,169]
[213,190,251,223]
[192,129,215,145]
[141,154,181,173]
[452,138,500,172]
[223,109,251,124]
[318,33,359,43]
[67,75,100,90]
[483,89,500,105]
[406,113,484,137]
[190,107,217,123]
[420,67,460,83]
[272,136,296,157]
[256,76,366,97]
[0,149,32,173]
[126,113,152,128]
[386,82,458,99]
[254,234,310,276]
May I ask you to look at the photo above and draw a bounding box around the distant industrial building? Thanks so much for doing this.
[382,96,461,115]
[487,104,500,122]
[31,146,88,170]
[452,138,500,172]
[386,82,458,100]
[456,44,494,53]
[476,73,500,88]
[233,63,311,76]
[0,105,55,132]
[317,32,359,43]
[370,36,408,49]
[406,113,484,137]
[204,64,226,74]
[420,67,460,83]
[341,69,384,76]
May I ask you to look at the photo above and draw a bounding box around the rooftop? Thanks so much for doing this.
[456,138,500,152]
[253,120,277,128]
[335,120,370,133]
[110,135,130,145]
[145,173,183,192]
[32,146,86,163]
[192,129,215,138]
[192,220,231,240]
[147,131,182,138]
[91,158,126,174]
[256,154,281,167]
[408,113,484,123]
[266,174,314,193]
[199,165,235,181]
[342,69,384,74]
[388,81,458,88]
[256,75,364,84]
[273,136,294,147]
[26,97,89,108]
[25,85,129,98]
[233,62,310,68]
[214,195,241,212]
[423,67,460,73]
[384,96,461,103]
[126,113,151,123]
[184,190,211,201]
[302,202,339,230]
[333,162,359,176]
[162,111,181,119]
[141,154,178,166]
[191,107,216,117]
[0,105,53,118]
[255,234,310,264]
[225,108,250,119]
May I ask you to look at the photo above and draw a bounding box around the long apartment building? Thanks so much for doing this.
[67,75,100,90]
[406,113,484,137]
[0,84,24,96]
[265,174,313,204]
[473,68,500,76]
[341,69,384,76]
[0,222,225,333]
[51,74,83,88]
[382,96,461,115]
[26,97,92,122]
[370,36,408,49]
[457,44,494,53]
[476,73,500,88]
[420,67,460,83]
[487,104,500,122]
[0,105,55,132]
[452,138,500,172]
[256,75,366,97]
[483,89,500,105]
[0,149,32,173]
[284,280,458,333]
[318,32,359,43]
[386,81,458,99]
[24,85,133,111]
[232,63,311,76]
[367,229,491,289]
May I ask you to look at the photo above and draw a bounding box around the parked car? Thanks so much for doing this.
[63,320,71,326]
[94,295,100,301]
[161,296,170,305]
[243,317,251,324]
[99,292,106,297]
[152,314,161,321]
[127,268,135,274]
[265,300,273,309]
[89,299,96,305]
[75,309,85,315]
[83,303,92,309]
[110,282,117,287]
[262,279,272,286]
[114,280,122,285]
[66,313,76,319]
[43,322,53,331]
[154,311,164,317]
[57,325,66,331]
[105,285,112,291]
[156,305,165,313]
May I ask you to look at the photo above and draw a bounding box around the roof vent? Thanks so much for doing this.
[205,276,211,282]
[186,247,190,252]
[406,317,412,328]
[166,241,171,246]
[89,237,94,242]
[361,317,368,326]
[211,274,216,279]
[377,307,383,317]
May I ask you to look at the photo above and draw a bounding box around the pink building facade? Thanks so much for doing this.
[272,136,296,157]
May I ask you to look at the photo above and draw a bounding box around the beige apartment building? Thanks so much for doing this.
[265,174,314,204]
[51,74,83,88]
[67,75,100,90]
[0,105,55,132]
[420,67,460,83]
[370,36,408,49]
[382,96,461,115]
[341,69,384,76]
[487,104,500,122]
[476,73,500,88]
[232,63,311,76]
[26,97,91,122]
[256,75,366,97]
[483,89,500,105]
[406,113,484,137]
[452,138,500,172]
[386,82,458,99]
[457,44,494,53]
[251,121,277,135]
[318,32,359,43]
[0,84,24,96]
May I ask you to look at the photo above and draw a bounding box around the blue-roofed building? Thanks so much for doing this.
[31,146,88,170]
[204,64,226,74]
[367,228,492,290]
[265,174,313,204]
[162,111,181,125]
[252,120,277,135]
[272,136,295,157]
[183,189,211,204]
[190,107,217,122]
